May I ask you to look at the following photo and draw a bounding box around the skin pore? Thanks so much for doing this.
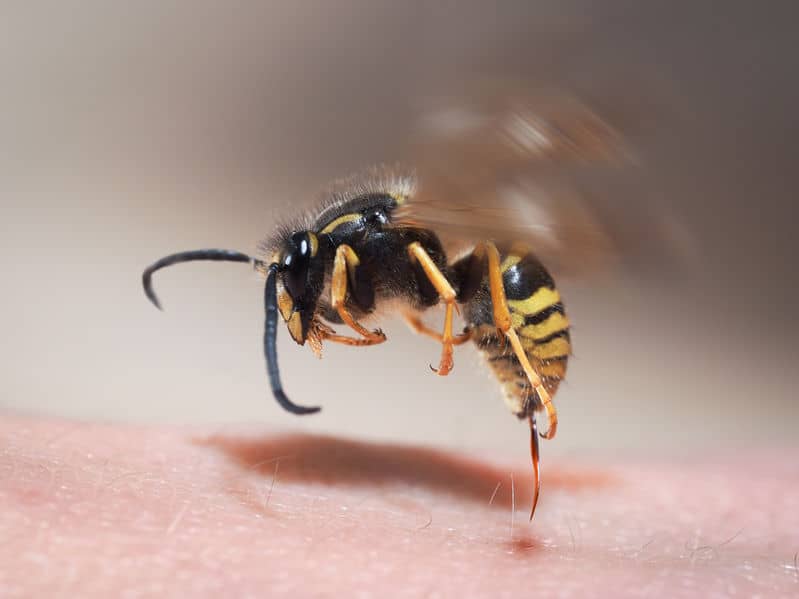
[1,414,797,597]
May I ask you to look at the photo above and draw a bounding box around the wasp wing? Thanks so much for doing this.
[395,174,619,277]
[393,83,692,278]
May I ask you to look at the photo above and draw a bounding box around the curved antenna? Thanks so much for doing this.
[264,264,321,415]
[142,249,254,310]
[142,248,320,415]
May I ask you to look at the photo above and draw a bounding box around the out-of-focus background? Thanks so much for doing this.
[1,1,797,459]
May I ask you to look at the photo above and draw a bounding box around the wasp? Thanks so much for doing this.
[142,87,631,519]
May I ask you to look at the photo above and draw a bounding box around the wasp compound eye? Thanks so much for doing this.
[283,232,312,300]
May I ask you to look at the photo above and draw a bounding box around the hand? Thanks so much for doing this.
[2,414,797,597]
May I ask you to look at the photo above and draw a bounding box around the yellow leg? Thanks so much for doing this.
[331,245,386,345]
[321,330,385,346]
[404,312,472,345]
[407,242,462,376]
[486,242,558,440]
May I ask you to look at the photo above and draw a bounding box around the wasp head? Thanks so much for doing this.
[273,231,324,345]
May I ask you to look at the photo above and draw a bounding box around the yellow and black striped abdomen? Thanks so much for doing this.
[464,248,570,418]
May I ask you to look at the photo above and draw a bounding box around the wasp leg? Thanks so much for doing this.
[485,242,558,440]
[331,244,386,345]
[320,331,384,346]
[403,312,472,345]
[407,242,463,375]
[304,322,377,357]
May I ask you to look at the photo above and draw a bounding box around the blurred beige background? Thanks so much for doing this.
[1,1,797,460]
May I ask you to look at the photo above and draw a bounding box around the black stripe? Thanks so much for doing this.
[528,329,571,345]
[480,333,570,359]
[539,353,571,361]
[503,254,555,300]
[523,303,565,325]
[487,353,518,364]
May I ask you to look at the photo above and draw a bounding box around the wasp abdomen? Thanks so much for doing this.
[461,248,570,418]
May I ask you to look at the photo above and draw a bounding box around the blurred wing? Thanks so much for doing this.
[410,84,630,179]
[396,175,618,276]
[395,83,692,277]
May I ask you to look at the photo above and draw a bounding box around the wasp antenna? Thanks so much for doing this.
[264,264,321,415]
[529,413,541,521]
[142,249,255,310]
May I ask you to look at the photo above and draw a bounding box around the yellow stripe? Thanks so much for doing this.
[529,337,571,360]
[389,192,408,206]
[500,254,522,272]
[307,232,319,257]
[277,286,294,321]
[519,312,570,340]
[507,287,561,316]
[538,359,567,379]
[319,213,361,234]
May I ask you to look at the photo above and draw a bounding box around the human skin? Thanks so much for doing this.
[1,414,797,598]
